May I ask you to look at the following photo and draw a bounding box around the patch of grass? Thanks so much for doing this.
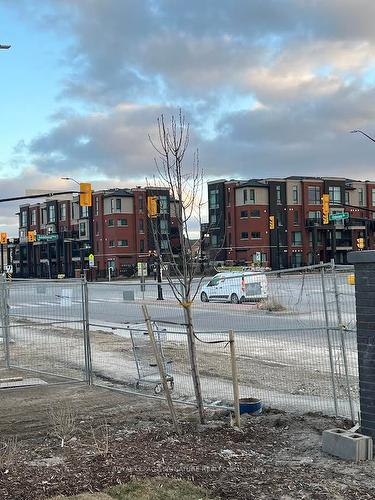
[107,477,215,500]
[258,298,286,312]
[50,478,215,500]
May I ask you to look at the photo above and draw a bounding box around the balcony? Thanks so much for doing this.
[344,217,366,230]
[305,218,322,228]
[327,239,353,250]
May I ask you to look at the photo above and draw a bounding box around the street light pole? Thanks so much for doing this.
[350,130,375,143]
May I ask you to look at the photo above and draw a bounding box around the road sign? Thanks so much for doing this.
[329,212,349,221]
[5,264,13,274]
[88,253,95,268]
[36,234,58,241]
[137,262,148,277]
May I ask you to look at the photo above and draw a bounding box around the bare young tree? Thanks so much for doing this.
[149,110,205,423]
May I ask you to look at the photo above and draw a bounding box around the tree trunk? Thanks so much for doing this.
[183,304,205,424]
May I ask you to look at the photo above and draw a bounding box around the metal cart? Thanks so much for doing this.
[130,324,174,394]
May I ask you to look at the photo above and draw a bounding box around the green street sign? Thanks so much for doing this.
[329,212,349,221]
[36,234,59,241]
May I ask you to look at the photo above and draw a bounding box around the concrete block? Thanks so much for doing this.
[123,290,135,301]
[322,428,373,461]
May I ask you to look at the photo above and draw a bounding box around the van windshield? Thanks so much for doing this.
[207,277,221,287]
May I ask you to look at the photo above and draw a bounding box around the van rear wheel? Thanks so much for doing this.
[230,293,239,304]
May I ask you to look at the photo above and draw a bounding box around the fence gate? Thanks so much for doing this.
[0,277,90,389]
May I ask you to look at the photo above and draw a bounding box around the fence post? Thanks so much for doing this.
[348,250,375,438]
[81,277,92,385]
[320,267,338,416]
[332,268,355,422]
[0,276,10,369]
[142,304,181,435]
[229,330,241,428]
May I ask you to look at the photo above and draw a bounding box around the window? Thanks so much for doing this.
[249,189,255,204]
[79,222,86,237]
[292,231,302,246]
[81,206,88,218]
[292,253,303,267]
[292,186,299,204]
[209,189,219,209]
[140,239,145,253]
[293,211,299,225]
[111,198,122,213]
[345,191,350,204]
[250,209,260,218]
[228,212,231,226]
[95,197,99,216]
[359,188,365,206]
[31,209,37,226]
[48,205,56,223]
[60,203,66,221]
[210,212,217,225]
[251,232,261,239]
[96,241,99,252]
[109,240,115,247]
[95,221,99,235]
[41,208,47,225]
[118,240,128,247]
[208,277,221,287]
[227,188,231,206]
[108,219,114,227]
[308,211,321,221]
[160,219,168,233]
[243,189,248,204]
[241,232,249,239]
[372,188,375,206]
[160,239,169,250]
[308,186,321,205]
[159,195,168,214]
[329,186,341,204]
[139,196,144,211]
[21,211,28,227]
[276,185,282,205]
[211,234,218,247]
[228,233,232,246]
[240,210,248,218]
[117,218,128,226]
[139,219,144,232]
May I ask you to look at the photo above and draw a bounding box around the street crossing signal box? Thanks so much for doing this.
[147,196,158,217]
[322,194,330,225]
[357,238,365,250]
[27,230,36,242]
[269,215,275,230]
[80,183,92,207]
[0,232,7,244]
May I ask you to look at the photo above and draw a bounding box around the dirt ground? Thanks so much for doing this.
[0,384,374,500]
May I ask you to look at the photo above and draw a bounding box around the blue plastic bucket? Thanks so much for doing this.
[239,397,262,415]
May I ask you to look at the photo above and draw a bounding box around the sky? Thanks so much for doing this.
[1,0,375,235]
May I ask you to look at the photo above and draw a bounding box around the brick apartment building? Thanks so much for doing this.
[207,177,375,269]
[14,186,180,278]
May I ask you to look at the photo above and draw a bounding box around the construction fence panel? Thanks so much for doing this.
[87,266,358,419]
[0,279,88,387]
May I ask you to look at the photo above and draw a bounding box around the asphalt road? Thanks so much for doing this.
[6,273,356,335]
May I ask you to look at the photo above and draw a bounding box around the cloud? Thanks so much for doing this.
[3,0,375,217]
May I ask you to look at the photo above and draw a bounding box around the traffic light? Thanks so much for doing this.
[27,230,36,242]
[147,196,158,217]
[357,237,365,250]
[0,232,7,244]
[79,183,92,207]
[269,215,275,230]
[322,194,330,225]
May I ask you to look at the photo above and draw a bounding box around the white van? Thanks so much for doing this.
[200,272,268,304]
